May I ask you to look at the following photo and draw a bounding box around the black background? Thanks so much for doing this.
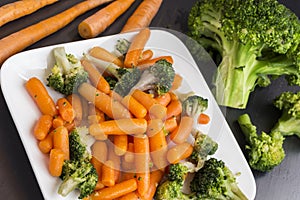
[0,0,300,199]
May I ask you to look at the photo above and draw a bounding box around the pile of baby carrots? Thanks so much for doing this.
[0,0,163,65]
[25,28,210,199]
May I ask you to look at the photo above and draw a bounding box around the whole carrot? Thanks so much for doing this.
[0,0,113,65]
[121,0,163,33]
[0,0,58,27]
[25,77,57,117]
[78,0,135,38]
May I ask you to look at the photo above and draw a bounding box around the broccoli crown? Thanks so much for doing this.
[155,180,194,200]
[190,158,247,200]
[115,38,131,55]
[272,91,300,137]
[238,114,285,172]
[188,0,300,109]
[190,130,218,171]
[182,95,208,118]
[58,158,98,199]
[47,47,88,95]
[168,163,190,183]
[132,59,175,95]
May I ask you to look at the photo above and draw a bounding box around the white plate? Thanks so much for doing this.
[0,29,256,200]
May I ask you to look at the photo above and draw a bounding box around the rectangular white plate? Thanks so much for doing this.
[0,29,256,200]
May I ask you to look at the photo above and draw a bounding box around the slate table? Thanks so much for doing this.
[0,0,300,199]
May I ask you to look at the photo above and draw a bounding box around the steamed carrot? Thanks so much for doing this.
[92,141,108,163]
[56,97,75,123]
[89,118,147,136]
[25,77,57,117]
[0,0,113,65]
[90,178,137,200]
[166,98,182,119]
[166,142,193,164]
[52,115,64,129]
[146,119,164,137]
[67,94,83,126]
[33,114,53,140]
[78,0,135,39]
[154,92,171,107]
[0,0,58,27]
[107,142,121,183]
[90,156,105,190]
[49,148,65,177]
[198,113,211,124]
[137,49,154,64]
[121,0,163,33]
[121,94,147,119]
[89,123,108,141]
[118,191,140,200]
[164,116,178,133]
[124,142,135,163]
[124,28,151,68]
[101,160,116,187]
[114,135,128,156]
[169,116,194,144]
[38,131,54,154]
[142,170,164,200]
[88,46,124,67]
[52,126,69,160]
[171,74,183,91]
[137,56,174,70]
[78,82,131,119]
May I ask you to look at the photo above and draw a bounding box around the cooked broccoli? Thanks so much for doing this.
[190,130,218,171]
[188,0,300,109]
[272,91,300,138]
[47,47,88,95]
[130,59,176,95]
[58,126,97,199]
[155,180,195,200]
[113,38,131,57]
[238,113,285,172]
[168,162,196,183]
[190,157,248,200]
[182,94,208,125]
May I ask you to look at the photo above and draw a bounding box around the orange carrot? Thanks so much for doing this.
[149,129,168,170]
[198,113,211,124]
[137,49,154,64]
[67,94,83,126]
[49,148,65,177]
[78,0,135,38]
[124,142,135,163]
[166,99,182,119]
[146,119,164,137]
[164,116,178,133]
[118,191,140,200]
[38,131,54,154]
[90,179,137,200]
[78,82,131,119]
[170,74,183,91]
[114,135,128,156]
[167,142,193,164]
[89,123,108,141]
[91,156,105,190]
[154,92,171,107]
[101,160,115,187]
[0,0,113,65]
[52,126,69,160]
[88,46,124,67]
[107,142,121,183]
[121,0,163,33]
[52,115,65,129]
[33,114,53,140]
[0,0,58,27]
[89,118,147,136]
[134,134,150,196]
[56,97,76,123]
[169,116,193,144]
[142,170,164,200]
[25,77,57,117]
[92,141,108,163]
[124,28,151,68]
[137,56,174,70]
[121,94,147,119]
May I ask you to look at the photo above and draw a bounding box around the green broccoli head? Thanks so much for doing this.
[132,59,175,95]
[155,180,194,200]
[47,47,88,95]
[58,158,98,199]
[190,158,247,200]
[272,91,300,138]
[188,0,300,109]
[238,113,285,172]
[190,130,218,171]
[168,162,195,184]
[182,95,208,120]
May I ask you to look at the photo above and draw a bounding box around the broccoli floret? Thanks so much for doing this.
[190,158,248,200]
[114,38,131,57]
[58,158,98,199]
[155,180,195,200]
[238,113,285,172]
[190,130,218,171]
[47,47,88,95]
[272,91,300,137]
[168,162,195,183]
[182,95,208,125]
[131,59,175,95]
[188,0,300,109]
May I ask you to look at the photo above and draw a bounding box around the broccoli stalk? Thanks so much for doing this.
[190,158,248,200]
[47,47,88,95]
[238,113,285,172]
[271,91,300,137]
[188,0,300,109]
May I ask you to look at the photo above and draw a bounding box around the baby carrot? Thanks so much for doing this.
[101,160,115,187]
[56,97,75,123]
[52,115,64,129]
[107,142,121,183]
[146,119,164,137]
[89,123,108,141]
[90,178,137,200]
[121,0,163,33]
[170,74,183,91]
[118,191,140,200]
[198,113,211,124]
[78,0,135,38]
[169,116,194,144]
[52,126,69,160]
[92,141,108,163]
[149,129,168,170]
[166,98,182,119]
[142,170,164,200]
[81,59,111,94]
[78,82,131,119]
[124,28,151,68]
[49,148,65,177]
[114,135,128,156]
[67,94,83,126]
[33,114,53,140]
[88,46,124,67]
[137,49,154,64]
[137,56,174,70]
[167,142,193,164]
[124,142,135,163]
[38,131,54,154]
[25,77,57,117]
[90,156,105,190]
[154,92,171,107]
[121,94,147,119]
